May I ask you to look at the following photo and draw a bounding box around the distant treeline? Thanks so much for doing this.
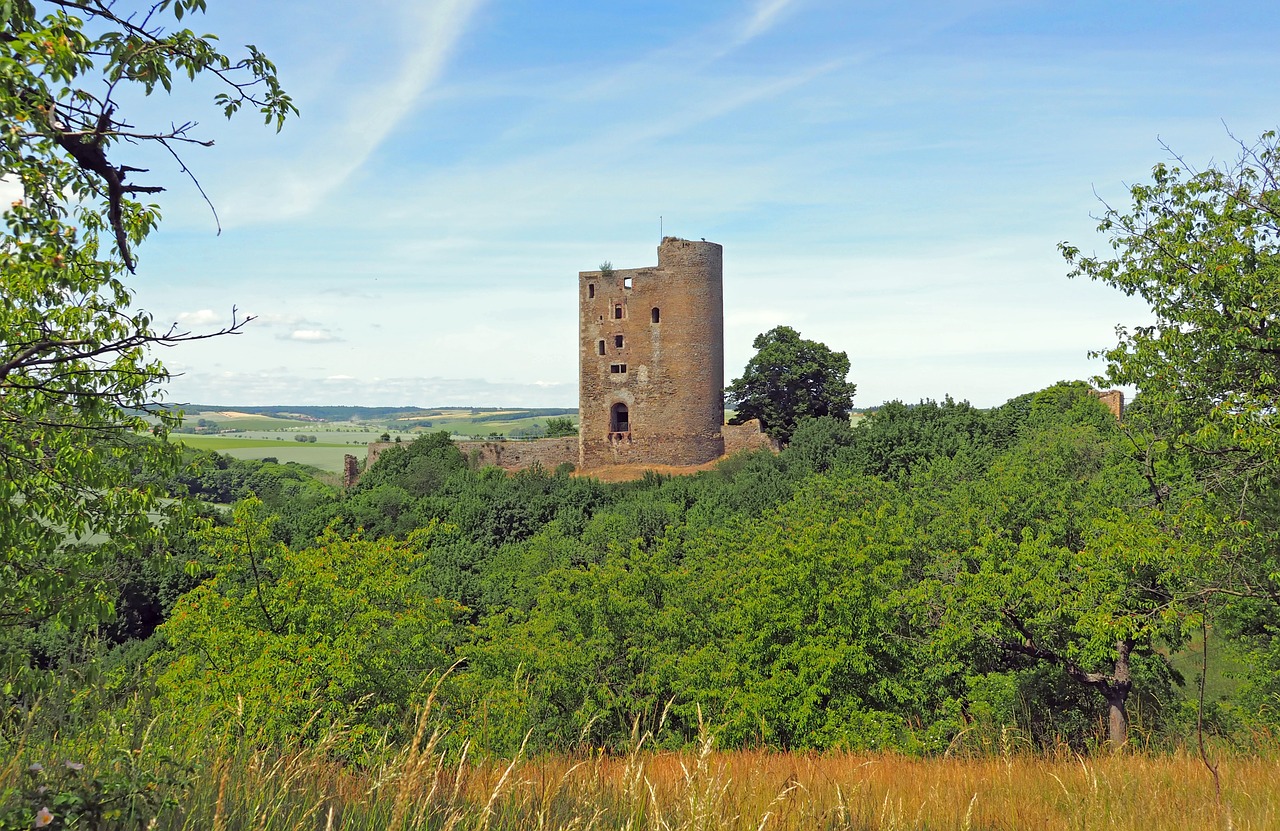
[467,408,577,424]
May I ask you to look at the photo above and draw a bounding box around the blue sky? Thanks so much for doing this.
[67,0,1280,408]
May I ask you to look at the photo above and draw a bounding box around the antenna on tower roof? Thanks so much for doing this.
[659,215,663,241]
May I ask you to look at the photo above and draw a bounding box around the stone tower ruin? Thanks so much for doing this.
[579,237,725,469]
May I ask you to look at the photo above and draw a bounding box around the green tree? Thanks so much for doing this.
[157,499,458,753]
[1061,132,1280,722]
[0,1,293,629]
[841,396,1001,480]
[1063,137,1280,461]
[912,399,1201,750]
[1061,132,1280,471]
[545,416,578,438]
[670,473,932,750]
[725,325,856,444]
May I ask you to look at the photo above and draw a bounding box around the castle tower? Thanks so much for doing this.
[579,237,725,469]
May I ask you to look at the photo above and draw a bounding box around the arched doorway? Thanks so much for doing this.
[610,402,630,434]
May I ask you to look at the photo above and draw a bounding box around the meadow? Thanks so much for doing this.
[172,407,581,471]
[176,436,360,471]
[8,705,1273,831]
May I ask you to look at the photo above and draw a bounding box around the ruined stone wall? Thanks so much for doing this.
[578,237,725,469]
[1089,388,1125,420]
[362,430,775,480]
[364,437,577,476]
[455,437,578,471]
[365,441,394,470]
[723,419,781,455]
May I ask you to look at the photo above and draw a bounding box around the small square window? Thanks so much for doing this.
[614,334,624,349]
[623,276,633,289]
[610,363,627,374]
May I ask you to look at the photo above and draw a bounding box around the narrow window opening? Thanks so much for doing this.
[613,304,623,320]
[651,307,660,324]
[614,334,624,349]
[623,276,633,290]
[610,363,627,374]
[611,403,630,433]
[597,340,605,355]
[588,283,595,298]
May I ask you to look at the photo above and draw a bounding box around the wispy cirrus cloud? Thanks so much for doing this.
[736,0,800,44]
[222,0,484,225]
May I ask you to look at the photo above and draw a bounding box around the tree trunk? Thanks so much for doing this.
[1000,623,1137,750]
[1104,639,1133,750]
[1104,689,1128,749]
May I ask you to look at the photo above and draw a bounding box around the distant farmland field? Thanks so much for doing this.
[177,436,355,471]
[170,406,581,470]
[182,410,315,431]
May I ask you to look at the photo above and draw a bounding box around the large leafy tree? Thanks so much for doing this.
[1,1,293,629]
[725,325,857,444]
[916,417,1195,749]
[1061,132,1280,714]
[1060,131,1280,480]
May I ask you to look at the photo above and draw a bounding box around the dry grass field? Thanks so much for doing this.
[107,719,1274,831]
[160,743,1277,831]
[6,693,1274,831]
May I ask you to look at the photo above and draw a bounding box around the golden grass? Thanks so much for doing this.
[420,746,1275,831]
[158,717,1278,831]
[10,722,1277,830]
[7,692,1274,831]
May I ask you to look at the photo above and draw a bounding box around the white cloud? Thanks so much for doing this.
[165,370,575,408]
[286,329,340,343]
[0,176,22,205]
[246,312,307,327]
[176,309,228,327]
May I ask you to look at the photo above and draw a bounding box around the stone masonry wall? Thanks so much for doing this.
[455,437,578,471]
[1088,388,1125,420]
[578,237,725,469]
[363,437,578,476]
[723,419,781,455]
[358,427,777,484]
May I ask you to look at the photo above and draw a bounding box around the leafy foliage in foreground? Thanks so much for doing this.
[156,500,459,755]
[1,0,292,629]
[1062,131,1280,727]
